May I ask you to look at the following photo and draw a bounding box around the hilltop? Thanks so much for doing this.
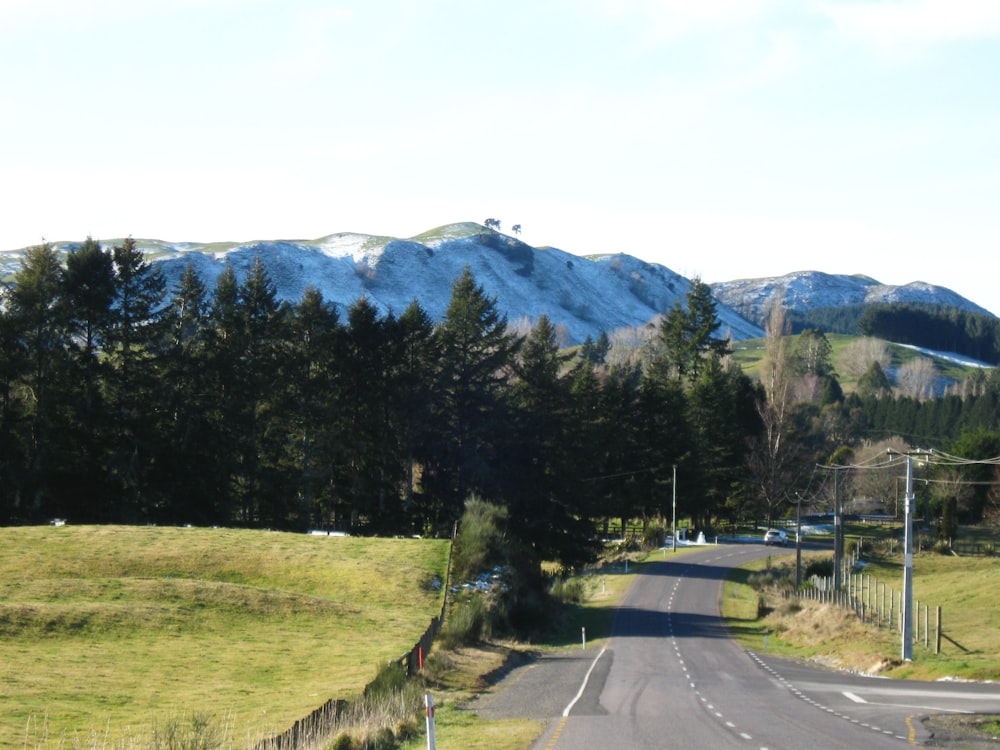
[711,270,993,329]
[3,224,993,348]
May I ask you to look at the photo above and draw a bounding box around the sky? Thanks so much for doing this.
[2,0,999,314]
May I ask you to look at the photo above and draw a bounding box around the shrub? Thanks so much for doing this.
[932,539,952,555]
[365,661,407,701]
[451,496,509,583]
[422,650,454,685]
[804,558,834,579]
[550,576,588,604]
[337,661,425,750]
[779,598,802,616]
[641,522,666,550]
[757,594,770,618]
[439,596,489,649]
[149,712,230,750]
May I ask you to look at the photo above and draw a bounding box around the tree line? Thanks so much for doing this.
[0,239,767,569]
[858,303,1000,365]
[787,301,1000,365]
[3,239,1000,569]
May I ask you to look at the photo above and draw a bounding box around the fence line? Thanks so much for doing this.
[252,539,455,750]
[800,572,941,654]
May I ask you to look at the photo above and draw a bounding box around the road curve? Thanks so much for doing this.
[475,544,1000,749]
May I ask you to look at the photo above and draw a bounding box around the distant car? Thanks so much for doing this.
[763,529,788,546]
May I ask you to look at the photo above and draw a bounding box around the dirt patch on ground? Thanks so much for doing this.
[923,714,1000,748]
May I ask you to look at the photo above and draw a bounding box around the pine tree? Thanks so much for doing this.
[157,263,221,524]
[236,258,285,525]
[206,266,244,523]
[394,300,438,523]
[427,267,520,525]
[4,243,69,517]
[284,287,345,530]
[654,278,731,383]
[61,238,116,519]
[508,315,600,570]
[104,237,167,521]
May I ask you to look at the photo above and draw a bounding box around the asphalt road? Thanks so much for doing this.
[472,544,1000,749]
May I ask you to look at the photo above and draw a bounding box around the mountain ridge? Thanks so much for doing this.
[711,270,995,329]
[2,223,992,346]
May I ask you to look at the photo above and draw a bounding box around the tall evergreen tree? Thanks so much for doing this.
[594,364,644,533]
[508,315,600,570]
[687,356,762,529]
[61,238,116,519]
[394,300,439,524]
[157,263,221,524]
[338,297,403,532]
[236,258,285,525]
[282,288,345,529]
[426,267,520,525]
[655,278,731,383]
[4,243,69,517]
[0,300,27,521]
[206,266,244,523]
[104,237,167,521]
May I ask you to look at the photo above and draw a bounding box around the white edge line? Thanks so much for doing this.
[563,647,608,717]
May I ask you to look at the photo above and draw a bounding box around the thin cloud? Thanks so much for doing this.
[583,0,781,37]
[820,0,1000,51]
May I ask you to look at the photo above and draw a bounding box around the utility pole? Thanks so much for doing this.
[795,492,802,589]
[902,452,915,661]
[833,468,842,594]
[672,464,677,553]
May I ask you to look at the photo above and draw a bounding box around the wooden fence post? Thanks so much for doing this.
[935,606,942,655]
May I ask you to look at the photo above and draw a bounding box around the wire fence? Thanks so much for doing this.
[800,571,942,654]
[252,540,454,750]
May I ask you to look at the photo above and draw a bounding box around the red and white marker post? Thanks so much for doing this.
[425,693,437,750]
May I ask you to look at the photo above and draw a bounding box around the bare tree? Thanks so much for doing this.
[747,299,798,525]
[841,336,891,379]
[896,356,937,399]
[511,224,521,236]
[847,437,911,515]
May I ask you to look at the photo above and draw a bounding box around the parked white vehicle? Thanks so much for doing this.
[763,529,788,546]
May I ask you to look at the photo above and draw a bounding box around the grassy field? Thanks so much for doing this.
[722,538,1000,681]
[730,333,979,391]
[0,525,450,750]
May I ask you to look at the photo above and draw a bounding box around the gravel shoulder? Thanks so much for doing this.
[465,647,606,720]
[923,714,1000,748]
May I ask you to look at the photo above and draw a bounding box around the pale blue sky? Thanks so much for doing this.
[3,0,998,313]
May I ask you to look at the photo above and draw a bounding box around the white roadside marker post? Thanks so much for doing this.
[425,694,437,750]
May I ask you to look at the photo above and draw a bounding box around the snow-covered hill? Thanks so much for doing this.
[1,223,763,344]
[5,228,990,346]
[711,270,993,327]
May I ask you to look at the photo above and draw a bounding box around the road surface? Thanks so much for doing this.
[472,544,1000,749]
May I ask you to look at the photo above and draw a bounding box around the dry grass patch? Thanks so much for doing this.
[725,546,1000,681]
[765,599,899,674]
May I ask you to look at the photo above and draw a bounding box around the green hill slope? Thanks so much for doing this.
[0,525,450,749]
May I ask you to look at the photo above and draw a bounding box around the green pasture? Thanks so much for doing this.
[730,333,978,391]
[723,531,1000,681]
[0,525,450,749]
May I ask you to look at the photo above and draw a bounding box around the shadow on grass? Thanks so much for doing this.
[531,599,617,649]
[726,617,770,640]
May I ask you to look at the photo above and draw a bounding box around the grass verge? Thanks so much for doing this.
[721,546,1000,680]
